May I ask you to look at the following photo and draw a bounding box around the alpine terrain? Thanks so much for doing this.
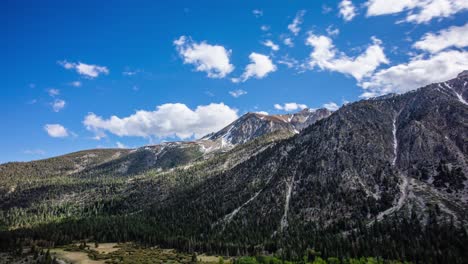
[1,73,468,263]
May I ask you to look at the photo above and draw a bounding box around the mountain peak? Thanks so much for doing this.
[457,70,468,78]
[203,108,331,145]
[298,108,315,113]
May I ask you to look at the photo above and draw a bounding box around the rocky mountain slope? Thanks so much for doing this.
[144,72,467,255]
[203,108,331,145]
[0,108,329,181]
[0,107,330,217]
[0,73,467,263]
[0,149,130,189]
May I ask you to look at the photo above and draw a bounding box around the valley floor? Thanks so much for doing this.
[0,242,231,264]
[0,241,417,264]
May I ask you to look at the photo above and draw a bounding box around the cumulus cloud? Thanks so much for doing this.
[233,53,277,82]
[116,142,127,149]
[229,89,247,98]
[359,50,468,98]
[253,9,263,17]
[262,40,280,51]
[413,23,468,54]
[339,0,357,21]
[174,36,234,79]
[306,34,389,81]
[260,25,270,31]
[83,103,238,140]
[277,56,299,69]
[48,88,60,97]
[59,60,109,78]
[274,103,308,111]
[283,38,294,47]
[52,99,66,112]
[288,10,306,36]
[70,81,82,87]
[44,124,69,138]
[359,23,468,98]
[326,25,340,37]
[365,0,468,23]
[323,102,340,111]
[322,5,333,14]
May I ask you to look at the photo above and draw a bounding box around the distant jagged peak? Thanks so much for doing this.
[298,108,317,113]
[457,70,468,78]
[202,108,332,145]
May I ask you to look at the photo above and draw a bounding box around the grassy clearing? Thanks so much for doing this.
[51,248,105,264]
[45,242,228,264]
[198,254,231,263]
[83,243,119,255]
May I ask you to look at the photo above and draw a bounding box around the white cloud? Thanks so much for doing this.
[48,88,60,97]
[261,25,270,31]
[174,36,234,79]
[306,34,388,81]
[229,89,247,98]
[360,50,468,97]
[70,81,82,87]
[365,0,468,23]
[44,124,69,138]
[122,69,141,76]
[262,40,280,51]
[23,149,46,155]
[288,10,306,36]
[233,53,277,82]
[116,142,127,149]
[274,103,308,111]
[326,25,340,37]
[253,9,263,17]
[413,23,468,54]
[52,99,66,112]
[339,0,357,21]
[358,23,468,97]
[323,102,340,111]
[59,60,109,78]
[277,56,299,69]
[322,5,333,14]
[283,38,294,47]
[83,103,238,140]
[255,111,269,115]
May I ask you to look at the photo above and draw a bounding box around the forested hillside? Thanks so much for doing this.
[1,74,467,263]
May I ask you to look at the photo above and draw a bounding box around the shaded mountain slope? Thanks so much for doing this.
[1,73,467,263]
[149,73,468,243]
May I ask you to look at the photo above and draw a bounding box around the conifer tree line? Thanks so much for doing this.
[1,133,467,263]
[1,207,467,263]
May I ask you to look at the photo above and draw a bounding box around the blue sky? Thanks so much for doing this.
[2,0,467,163]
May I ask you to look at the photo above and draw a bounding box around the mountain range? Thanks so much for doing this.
[1,72,467,263]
